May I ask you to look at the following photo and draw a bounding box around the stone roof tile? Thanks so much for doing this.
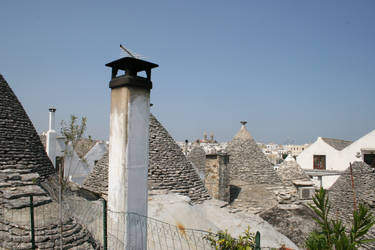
[321,137,352,151]
[328,161,375,249]
[277,155,311,183]
[83,114,210,203]
[227,123,281,185]
[0,74,98,249]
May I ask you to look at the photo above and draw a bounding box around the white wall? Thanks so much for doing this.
[297,137,342,189]
[63,142,91,185]
[338,129,375,170]
[297,130,375,189]
[297,137,339,171]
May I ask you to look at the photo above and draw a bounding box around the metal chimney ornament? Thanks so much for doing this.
[106,56,158,90]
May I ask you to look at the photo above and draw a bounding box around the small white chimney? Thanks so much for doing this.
[46,108,57,167]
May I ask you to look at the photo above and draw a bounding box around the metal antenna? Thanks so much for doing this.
[120,44,147,59]
[120,44,136,58]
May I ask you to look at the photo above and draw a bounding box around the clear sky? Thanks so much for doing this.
[1,1,374,144]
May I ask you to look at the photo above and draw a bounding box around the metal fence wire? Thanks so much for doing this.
[107,211,214,250]
[1,193,269,250]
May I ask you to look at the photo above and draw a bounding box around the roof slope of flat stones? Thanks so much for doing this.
[328,161,375,250]
[84,114,210,203]
[74,138,98,159]
[321,137,352,151]
[0,74,97,249]
[227,125,281,184]
[187,143,206,176]
[0,75,55,184]
[0,74,55,208]
[277,155,311,184]
[83,151,108,195]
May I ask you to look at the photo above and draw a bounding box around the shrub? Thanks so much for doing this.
[204,227,256,250]
[305,188,375,250]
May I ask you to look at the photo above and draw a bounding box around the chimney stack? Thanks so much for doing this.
[106,57,158,249]
[46,108,57,167]
[205,152,230,202]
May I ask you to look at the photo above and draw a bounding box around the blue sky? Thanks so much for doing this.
[1,1,374,144]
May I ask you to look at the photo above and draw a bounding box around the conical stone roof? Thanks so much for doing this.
[227,123,281,184]
[329,161,375,221]
[328,161,375,249]
[233,125,254,141]
[0,74,55,208]
[277,155,311,183]
[0,74,97,249]
[187,142,206,178]
[83,114,210,203]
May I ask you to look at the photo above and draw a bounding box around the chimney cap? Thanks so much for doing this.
[106,57,158,73]
[240,121,247,126]
[49,108,56,112]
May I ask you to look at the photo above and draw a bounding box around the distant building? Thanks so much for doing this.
[284,144,310,157]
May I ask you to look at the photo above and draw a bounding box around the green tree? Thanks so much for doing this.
[60,115,87,148]
[305,188,375,250]
[59,115,87,179]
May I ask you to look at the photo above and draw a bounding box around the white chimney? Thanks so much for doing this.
[106,57,158,249]
[46,108,57,167]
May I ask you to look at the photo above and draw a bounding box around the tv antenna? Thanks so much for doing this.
[120,44,147,59]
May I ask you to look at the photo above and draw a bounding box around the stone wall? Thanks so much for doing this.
[205,154,230,202]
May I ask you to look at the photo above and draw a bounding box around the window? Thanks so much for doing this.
[313,155,326,170]
[364,154,375,168]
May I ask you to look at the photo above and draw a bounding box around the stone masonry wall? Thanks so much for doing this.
[205,154,230,202]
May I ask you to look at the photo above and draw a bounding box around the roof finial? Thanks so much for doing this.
[240,121,247,126]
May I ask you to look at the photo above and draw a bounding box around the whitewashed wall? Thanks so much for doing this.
[297,130,375,189]
[84,141,108,172]
[297,137,340,170]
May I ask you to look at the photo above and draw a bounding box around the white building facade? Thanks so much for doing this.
[297,130,375,189]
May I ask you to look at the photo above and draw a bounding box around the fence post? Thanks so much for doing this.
[255,231,260,250]
[29,195,35,250]
[102,198,108,250]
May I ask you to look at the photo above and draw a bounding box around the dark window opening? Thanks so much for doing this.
[364,154,375,168]
[313,155,326,170]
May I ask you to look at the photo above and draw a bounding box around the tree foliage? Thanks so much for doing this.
[60,115,87,147]
[305,188,375,250]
